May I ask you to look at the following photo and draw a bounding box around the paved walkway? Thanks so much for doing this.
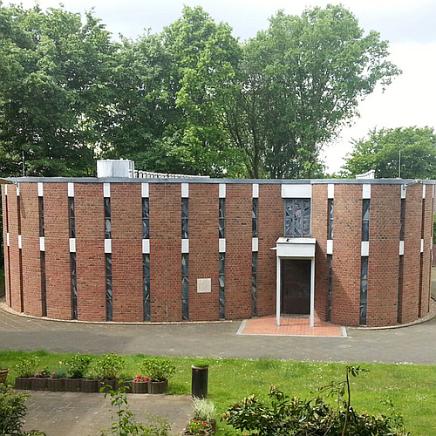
[1,300,436,363]
[23,391,192,436]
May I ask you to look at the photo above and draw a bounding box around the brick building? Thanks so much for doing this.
[1,176,434,327]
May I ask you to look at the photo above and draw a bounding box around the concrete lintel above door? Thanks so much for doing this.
[275,237,316,258]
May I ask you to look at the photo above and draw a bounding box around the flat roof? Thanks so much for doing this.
[6,177,436,185]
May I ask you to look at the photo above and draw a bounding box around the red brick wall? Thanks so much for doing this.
[421,185,433,316]
[76,183,106,321]
[401,184,422,323]
[257,185,281,316]
[312,184,328,324]
[20,183,43,316]
[367,185,401,326]
[331,185,362,326]
[7,184,22,312]
[44,183,71,319]
[2,187,10,306]
[149,184,182,322]
[188,184,220,321]
[111,183,143,322]
[225,184,252,319]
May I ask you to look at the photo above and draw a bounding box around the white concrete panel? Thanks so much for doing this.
[401,185,407,199]
[181,183,189,198]
[361,241,369,256]
[252,184,259,198]
[6,233,10,246]
[16,184,20,196]
[68,183,74,197]
[37,182,43,197]
[327,184,335,199]
[219,183,226,198]
[18,235,22,249]
[197,278,212,293]
[422,184,426,199]
[104,239,112,254]
[39,237,45,252]
[103,183,110,198]
[281,184,312,198]
[181,238,189,253]
[326,239,333,255]
[4,185,7,195]
[399,240,404,256]
[362,184,371,199]
[142,239,150,254]
[275,237,316,258]
[69,238,76,253]
[252,237,258,252]
[219,238,226,253]
[141,183,149,198]
[421,239,424,253]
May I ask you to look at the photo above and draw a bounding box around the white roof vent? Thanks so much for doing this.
[97,160,135,178]
[356,170,375,180]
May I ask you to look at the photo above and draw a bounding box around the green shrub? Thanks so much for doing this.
[192,398,215,422]
[15,356,39,378]
[93,353,125,380]
[64,354,91,378]
[223,367,408,436]
[0,384,45,435]
[141,358,175,382]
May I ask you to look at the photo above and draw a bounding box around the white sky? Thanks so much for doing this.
[7,0,436,173]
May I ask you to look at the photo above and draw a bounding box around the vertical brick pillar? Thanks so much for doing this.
[332,185,362,326]
[149,184,182,322]
[421,185,433,317]
[189,184,219,321]
[76,183,106,321]
[111,183,143,322]
[225,184,252,319]
[2,186,10,306]
[44,183,71,319]
[367,185,401,326]
[401,184,422,323]
[257,184,282,316]
[312,184,328,324]
[20,183,43,316]
[7,184,21,312]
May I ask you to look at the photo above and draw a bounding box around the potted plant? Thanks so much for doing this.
[93,353,125,391]
[141,358,175,394]
[185,398,216,435]
[131,375,150,394]
[30,367,50,391]
[14,356,39,390]
[64,354,91,392]
[47,368,67,392]
[0,368,8,385]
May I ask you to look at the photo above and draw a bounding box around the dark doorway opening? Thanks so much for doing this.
[281,259,311,315]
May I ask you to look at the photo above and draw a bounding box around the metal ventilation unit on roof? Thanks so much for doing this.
[356,169,375,179]
[97,160,135,178]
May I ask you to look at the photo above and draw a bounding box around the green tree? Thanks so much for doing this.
[226,5,400,178]
[342,127,436,179]
[0,4,115,177]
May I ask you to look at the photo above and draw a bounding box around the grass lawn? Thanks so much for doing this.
[1,350,435,435]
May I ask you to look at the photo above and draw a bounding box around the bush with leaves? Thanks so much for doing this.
[101,386,170,436]
[0,384,45,435]
[141,358,175,382]
[93,353,125,380]
[223,366,409,436]
[64,354,92,378]
[15,356,40,378]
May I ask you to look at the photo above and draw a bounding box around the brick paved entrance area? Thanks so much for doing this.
[238,316,345,337]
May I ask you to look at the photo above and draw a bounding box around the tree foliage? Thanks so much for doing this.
[0,3,399,178]
[342,127,436,179]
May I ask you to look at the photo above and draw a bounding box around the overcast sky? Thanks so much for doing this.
[7,0,436,173]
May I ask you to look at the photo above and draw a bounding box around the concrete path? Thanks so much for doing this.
[1,300,436,363]
[23,391,192,436]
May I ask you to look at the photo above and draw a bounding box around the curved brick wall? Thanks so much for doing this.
[1,179,434,327]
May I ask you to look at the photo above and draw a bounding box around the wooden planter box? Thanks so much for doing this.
[65,378,82,392]
[99,379,117,392]
[132,381,149,394]
[15,377,31,390]
[81,379,98,393]
[0,369,8,384]
[150,380,168,394]
[47,378,66,392]
[30,377,48,391]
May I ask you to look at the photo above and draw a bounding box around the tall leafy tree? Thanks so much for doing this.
[342,127,436,179]
[225,6,400,178]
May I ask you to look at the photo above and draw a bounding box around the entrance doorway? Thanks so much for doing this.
[281,259,311,315]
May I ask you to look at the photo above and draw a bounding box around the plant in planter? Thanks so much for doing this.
[30,367,50,391]
[93,353,125,391]
[14,356,39,390]
[47,368,67,392]
[64,354,91,392]
[0,368,8,385]
[141,358,175,394]
[131,375,150,394]
[185,398,216,435]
